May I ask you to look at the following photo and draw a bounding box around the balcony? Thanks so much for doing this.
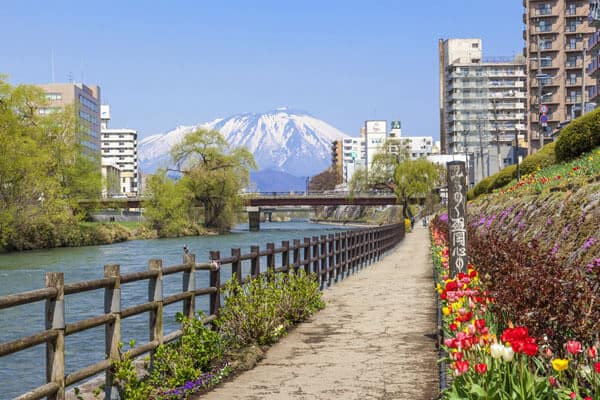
[565,41,584,52]
[565,78,582,87]
[565,59,583,69]
[534,6,559,17]
[589,31,600,52]
[566,95,583,104]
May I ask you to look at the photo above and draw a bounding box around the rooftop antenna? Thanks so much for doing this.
[68,72,73,83]
[51,48,55,83]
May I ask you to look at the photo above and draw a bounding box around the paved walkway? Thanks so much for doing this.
[201,223,439,400]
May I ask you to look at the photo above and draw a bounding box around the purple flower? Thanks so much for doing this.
[551,243,560,256]
[518,222,526,230]
[485,215,497,228]
[582,237,596,250]
[440,213,448,222]
[514,210,524,223]
[546,217,552,225]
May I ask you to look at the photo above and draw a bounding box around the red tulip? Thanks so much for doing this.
[566,340,582,355]
[588,346,597,359]
[594,361,600,373]
[475,363,487,374]
[454,360,469,375]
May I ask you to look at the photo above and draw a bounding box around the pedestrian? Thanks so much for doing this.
[410,216,415,230]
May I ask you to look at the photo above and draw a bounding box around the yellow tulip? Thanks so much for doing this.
[442,307,450,316]
[551,358,569,372]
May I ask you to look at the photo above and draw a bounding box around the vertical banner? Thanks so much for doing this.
[447,161,468,277]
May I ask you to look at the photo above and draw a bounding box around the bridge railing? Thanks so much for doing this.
[0,223,404,400]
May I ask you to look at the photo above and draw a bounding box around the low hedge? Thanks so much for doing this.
[555,108,600,161]
[469,141,556,200]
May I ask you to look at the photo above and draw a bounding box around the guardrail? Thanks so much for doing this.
[0,223,404,399]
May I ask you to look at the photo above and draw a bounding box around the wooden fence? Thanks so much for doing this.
[0,223,404,400]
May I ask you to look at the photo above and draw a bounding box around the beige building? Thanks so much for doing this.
[439,38,527,184]
[36,83,101,153]
[523,0,595,153]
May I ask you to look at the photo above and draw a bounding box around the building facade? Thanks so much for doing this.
[588,0,600,103]
[523,0,595,153]
[341,137,366,183]
[402,136,435,159]
[100,105,139,196]
[37,83,101,153]
[440,38,527,184]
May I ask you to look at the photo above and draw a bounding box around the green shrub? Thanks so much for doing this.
[469,176,494,199]
[488,164,517,190]
[113,312,224,399]
[555,108,600,161]
[520,141,556,176]
[216,271,324,347]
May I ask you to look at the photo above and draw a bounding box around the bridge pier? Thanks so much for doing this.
[247,206,260,231]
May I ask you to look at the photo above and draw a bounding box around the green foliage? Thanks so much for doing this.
[112,313,224,399]
[216,271,325,347]
[555,107,600,162]
[519,141,556,176]
[145,128,257,235]
[469,142,556,200]
[143,170,195,237]
[0,77,101,251]
[392,159,441,218]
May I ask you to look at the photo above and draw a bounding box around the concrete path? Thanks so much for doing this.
[201,223,439,400]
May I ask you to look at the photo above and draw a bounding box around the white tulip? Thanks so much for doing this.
[502,346,514,362]
[490,343,504,359]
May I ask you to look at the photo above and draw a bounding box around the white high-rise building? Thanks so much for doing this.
[365,120,387,171]
[100,105,139,196]
[341,136,366,183]
[440,38,527,184]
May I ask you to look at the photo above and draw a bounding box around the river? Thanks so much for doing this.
[0,220,351,399]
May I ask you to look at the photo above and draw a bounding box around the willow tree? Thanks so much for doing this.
[392,158,441,219]
[169,128,257,232]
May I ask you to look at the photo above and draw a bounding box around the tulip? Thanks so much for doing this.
[548,376,557,387]
[551,358,569,372]
[587,346,597,359]
[595,361,600,373]
[454,360,469,376]
[502,346,514,362]
[490,343,504,359]
[475,363,487,374]
[565,340,582,355]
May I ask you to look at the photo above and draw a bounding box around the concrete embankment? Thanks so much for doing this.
[200,223,439,400]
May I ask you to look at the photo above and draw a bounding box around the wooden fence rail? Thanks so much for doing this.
[0,223,404,400]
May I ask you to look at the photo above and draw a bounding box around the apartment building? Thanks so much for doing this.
[37,82,101,153]
[588,1,600,103]
[402,136,435,159]
[341,136,366,183]
[523,0,595,153]
[440,38,527,184]
[100,105,139,196]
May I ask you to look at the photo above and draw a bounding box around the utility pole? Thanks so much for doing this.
[492,99,502,172]
[582,44,587,117]
[537,32,545,150]
[477,118,486,181]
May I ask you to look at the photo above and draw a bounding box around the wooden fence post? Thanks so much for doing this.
[281,241,290,272]
[148,259,163,368]
[303,238,311,275]
[293,240,300,274]
[209,251,221,317]
[104,265,121,400]
[183,253,196,319]
[266,243,275,275]
[341,232,348,278]
[250,245,260,278]
[334,233,341,282]
[327,234,334,286]
[231,248,242,284]
[45,272,65,400]
[320,235,328,288]
[312,236,320,282]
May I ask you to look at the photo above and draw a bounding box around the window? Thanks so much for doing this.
[567,21,578,32]
[540,39,552,49]
[45,93,62,101]
[567,4,577,15]
[471,43,479,48]
[537,3,551,15]
[540,58,552,67]
[103,134,109,138]
[538,20,551,32]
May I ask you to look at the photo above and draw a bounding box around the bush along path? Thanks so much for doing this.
[198,222,438,400]
[431,217,599,399]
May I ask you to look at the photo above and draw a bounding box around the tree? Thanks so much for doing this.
[0,76,102,250]
[391,159,441,219]
[308,167,340,191]
[168,128,257,232]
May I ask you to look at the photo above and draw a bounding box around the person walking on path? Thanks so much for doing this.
[199,222,439,400]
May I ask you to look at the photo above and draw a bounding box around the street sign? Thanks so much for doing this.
[540,105,548,114]
[540,114,548,124]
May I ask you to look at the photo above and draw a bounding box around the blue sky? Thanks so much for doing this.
[1,1,523,139]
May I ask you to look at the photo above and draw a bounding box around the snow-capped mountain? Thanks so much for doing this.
[138,108,349,179]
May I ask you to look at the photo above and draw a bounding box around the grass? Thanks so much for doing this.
[497,146,600,196]
[79,221,143,229]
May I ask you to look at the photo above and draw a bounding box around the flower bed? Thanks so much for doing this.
[431,219,599,399]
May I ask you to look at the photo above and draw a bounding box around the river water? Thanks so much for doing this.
[0,220,350,399]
